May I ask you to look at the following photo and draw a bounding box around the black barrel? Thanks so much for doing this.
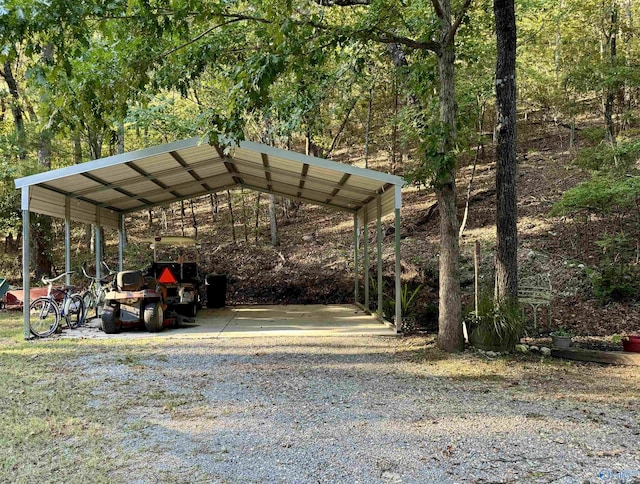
[206,274,227,308]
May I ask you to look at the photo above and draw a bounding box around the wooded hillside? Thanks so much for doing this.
[1,0,640,345]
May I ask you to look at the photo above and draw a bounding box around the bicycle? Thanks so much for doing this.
[81,262,115,319]
[29,272,85,338]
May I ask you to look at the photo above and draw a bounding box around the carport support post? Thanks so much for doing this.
[394,185,402,332]
[353,212,359,303]
[377,195,383,318]
[118,214,124,272]
[22,187,30,340]
[363,206,370,311]
[95,210,102,280]
[65,199,71,286]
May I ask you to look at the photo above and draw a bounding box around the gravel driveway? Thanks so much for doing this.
[78,336,640,483]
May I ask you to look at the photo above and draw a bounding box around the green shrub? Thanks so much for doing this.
[573,139,640,173]
[465,294,523,351]
[581,126,608,144]
[585,234,640,303]
[385,283,423,333]
[551,175,640,216]
[589,264,640,303]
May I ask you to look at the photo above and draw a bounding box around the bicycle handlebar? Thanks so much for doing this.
[41,271,74,285]
[81,262,115,281]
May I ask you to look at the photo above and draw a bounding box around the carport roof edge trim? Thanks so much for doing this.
[14,135,405,189]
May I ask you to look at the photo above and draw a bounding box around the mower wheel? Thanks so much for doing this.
[101,304,121,334]
[143,302,164,332]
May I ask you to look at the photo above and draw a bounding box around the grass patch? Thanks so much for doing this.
[0,312,122,482]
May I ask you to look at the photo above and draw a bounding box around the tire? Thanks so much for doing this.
[29,297,60,338]
[189,302,197,318]
[82,290,96,318]
[65,294,85,329]
[101,304,121,334]
[143,302,164,332]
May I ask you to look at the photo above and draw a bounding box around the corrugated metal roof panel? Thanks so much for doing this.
[46,176,100,193]
[15,135,403,225]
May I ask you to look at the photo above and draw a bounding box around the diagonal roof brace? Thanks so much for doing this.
[169,151,213,192]
[126,161,182,199]
[261,153,273,191]
[325,173,351,205]
[80,172,154,206]
[296,163,309,199]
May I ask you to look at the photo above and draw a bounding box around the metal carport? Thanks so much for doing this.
[14,136,404,339]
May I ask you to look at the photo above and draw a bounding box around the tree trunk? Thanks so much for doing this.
[391,76,399,174]
[255,193,261,243]
[87,129,103,160]
[117,120,125,154]
[623,0,633,127]
[436,2,463,353]
[180,200,186,236]
[494,0,519,301]
[73,134,83,164]
[227,190,236,244]
[1,61,26,153]
[33,216,53,278]
[210,193,218,223]
[190,199,198,238]
[604,1,618,144]
[37,130,52,169]
[269,195,279,246]
[241,188,249,243]
[364,84,374,169]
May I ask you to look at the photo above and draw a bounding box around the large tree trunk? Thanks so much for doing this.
[436,2,463,352]
[364,84,373,169]
[1,61,26,152]
[604,1,618,143]
[494,0,519,301]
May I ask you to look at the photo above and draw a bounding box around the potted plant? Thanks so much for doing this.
[622,334,640,353]
[550,327,573,348]
[467,295,523,352]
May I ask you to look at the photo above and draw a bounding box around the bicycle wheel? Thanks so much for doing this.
[82,290,96,318]
[29,297,61,338]
[65,294,85,329]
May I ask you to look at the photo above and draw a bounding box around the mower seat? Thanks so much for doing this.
[117,271,144,291]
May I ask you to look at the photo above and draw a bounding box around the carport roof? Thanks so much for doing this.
[15,136,404,229]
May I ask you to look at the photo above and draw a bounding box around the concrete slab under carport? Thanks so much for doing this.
[63,304,396,339]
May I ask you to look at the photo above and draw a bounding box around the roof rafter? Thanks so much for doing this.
[126,161,182,199]
[169,150,213,192]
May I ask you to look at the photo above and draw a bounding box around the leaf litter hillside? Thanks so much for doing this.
[117,117,640,338]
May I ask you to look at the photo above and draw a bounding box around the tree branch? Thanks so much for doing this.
[431,0,444,19]
[316,0,370,5]
[448,0,473,42]
[326,97,357,157]
[158,18,251,59]
[370,28,441,53]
